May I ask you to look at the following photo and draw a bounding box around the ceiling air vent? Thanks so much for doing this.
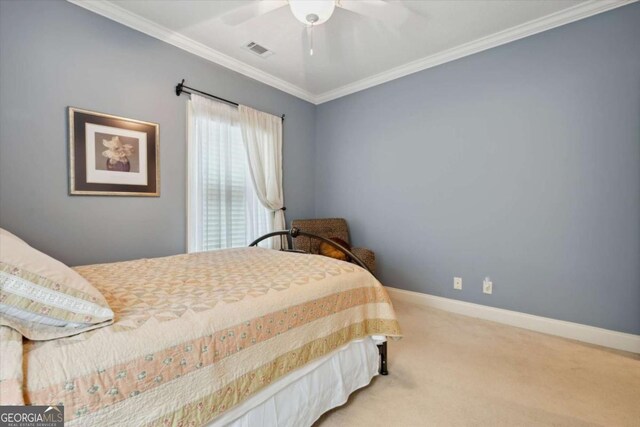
[244,41,274,58]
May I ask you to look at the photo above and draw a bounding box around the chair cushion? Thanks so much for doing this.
[290,219,376,273]
[351,247,376,274]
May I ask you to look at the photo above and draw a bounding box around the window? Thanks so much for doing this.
[187,96,270,252]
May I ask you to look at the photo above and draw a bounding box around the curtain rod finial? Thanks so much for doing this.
[176,79,185,97]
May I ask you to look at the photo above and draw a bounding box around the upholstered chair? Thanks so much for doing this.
[290,218,376,274]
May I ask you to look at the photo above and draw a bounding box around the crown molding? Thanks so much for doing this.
[314,0,636,104]
[67,0,635,105]
[66,0,317,104]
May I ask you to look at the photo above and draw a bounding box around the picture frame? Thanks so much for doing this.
[68,107,159,196]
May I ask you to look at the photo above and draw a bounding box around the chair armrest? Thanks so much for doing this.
[351,247,376,274]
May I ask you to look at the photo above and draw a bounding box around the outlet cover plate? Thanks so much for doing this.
[483,278,493,294]
[454,277,462,290]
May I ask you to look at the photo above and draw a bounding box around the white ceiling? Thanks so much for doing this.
[70,0,633,103]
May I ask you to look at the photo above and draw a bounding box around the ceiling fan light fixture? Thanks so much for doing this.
[289,0,335,25]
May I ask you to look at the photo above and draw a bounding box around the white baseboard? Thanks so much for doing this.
[386,287,640,354]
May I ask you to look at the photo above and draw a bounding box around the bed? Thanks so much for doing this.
[0,241,400,426]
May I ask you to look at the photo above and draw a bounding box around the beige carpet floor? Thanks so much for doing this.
[315,299,640,427]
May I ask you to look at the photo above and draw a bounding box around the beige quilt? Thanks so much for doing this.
[0,247,400,426]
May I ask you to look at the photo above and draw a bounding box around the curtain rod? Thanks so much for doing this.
[175,79,285,121]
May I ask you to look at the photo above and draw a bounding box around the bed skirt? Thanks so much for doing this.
[209,337,381,427]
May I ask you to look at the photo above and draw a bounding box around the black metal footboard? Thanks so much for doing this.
[249,227,372,274]
[249,228,389,375]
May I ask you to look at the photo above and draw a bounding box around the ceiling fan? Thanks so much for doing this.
[221,0,414,56]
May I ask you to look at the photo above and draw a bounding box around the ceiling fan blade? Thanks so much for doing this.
[220,0,288,26]
[338,0,413,27]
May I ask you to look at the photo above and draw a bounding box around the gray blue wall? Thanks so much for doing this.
[315,3,640,334]
[0,0,316,266]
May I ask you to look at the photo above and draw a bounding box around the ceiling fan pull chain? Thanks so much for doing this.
[309,23,314,56]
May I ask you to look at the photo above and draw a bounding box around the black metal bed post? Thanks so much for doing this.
[378,342,388,375]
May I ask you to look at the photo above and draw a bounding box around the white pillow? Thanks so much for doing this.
[0,228,114,340]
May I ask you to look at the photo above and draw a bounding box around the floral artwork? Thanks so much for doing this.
[69,107,159,196]
[102,136,135,172]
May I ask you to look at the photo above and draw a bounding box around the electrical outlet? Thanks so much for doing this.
[483,277,493,294]
[453,277,462,290]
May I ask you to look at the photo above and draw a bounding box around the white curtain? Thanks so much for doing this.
[245,171,271,248]
[239,105,287,250]
[187,95,270,252]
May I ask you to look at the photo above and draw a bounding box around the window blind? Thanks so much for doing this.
[200,120,247,250]
[187,95,270,252]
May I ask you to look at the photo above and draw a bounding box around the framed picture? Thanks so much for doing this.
[68,107,159,196]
